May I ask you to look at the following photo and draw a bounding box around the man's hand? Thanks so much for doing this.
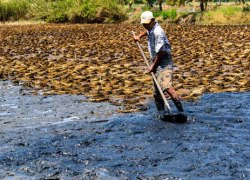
[133,35,140,42]
[133,31,147,42]
[145,51,167,74]
[147,64,156,74]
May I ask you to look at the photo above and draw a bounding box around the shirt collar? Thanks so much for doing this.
[147,21,158,34]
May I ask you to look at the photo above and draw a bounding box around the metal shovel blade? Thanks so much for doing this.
[161,113,188,123]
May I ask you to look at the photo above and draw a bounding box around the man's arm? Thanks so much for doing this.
[133,31,147,41]
[148,50,167,73]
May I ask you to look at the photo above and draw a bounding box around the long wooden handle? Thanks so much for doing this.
[132,31,171,112]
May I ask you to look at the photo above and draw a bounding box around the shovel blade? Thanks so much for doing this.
[162,113,187,123]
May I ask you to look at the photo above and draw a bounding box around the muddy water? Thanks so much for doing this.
[0,81,249,179]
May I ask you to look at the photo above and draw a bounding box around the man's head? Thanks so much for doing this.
[140,11,155,30]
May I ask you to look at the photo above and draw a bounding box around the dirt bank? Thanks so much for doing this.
[0,81,249,179]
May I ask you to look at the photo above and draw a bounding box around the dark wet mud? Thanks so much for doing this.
[0,81,249,179]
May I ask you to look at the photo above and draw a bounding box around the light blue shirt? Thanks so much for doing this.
[147,22,172,68]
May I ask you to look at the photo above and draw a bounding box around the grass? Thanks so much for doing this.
[153,9,177,20]
[196,4,250,25]
[126,2,250,25]
[0,1,250,25]
[0,0,127,23]
[0,0,29,21]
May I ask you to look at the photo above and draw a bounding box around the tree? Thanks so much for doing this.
[158,0,163,11]
[166,0,185,6]
[147,0,154,7]
[200,0,208,11]
[129,0,134,8]
[200,0,205,11]
[235,0,245,4]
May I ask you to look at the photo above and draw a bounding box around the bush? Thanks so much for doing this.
[27,0,73,23]
[153,11,162,17]
[0,0,127,23]
[196,5,250,25]
[243,4,250,12]
[0,0,29,21]
[162,9,177,19]
[67,0,97,23]
[219,6,241,16]
[46,0,71,23]
[153,9,177,20]
[166,0,185,6]
[67,0,127,23]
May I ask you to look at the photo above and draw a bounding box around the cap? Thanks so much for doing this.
[140,11,154,24]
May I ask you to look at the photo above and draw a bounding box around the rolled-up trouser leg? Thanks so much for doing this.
[153,67,172,112]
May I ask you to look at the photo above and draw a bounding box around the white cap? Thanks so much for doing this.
[140,11,154,24]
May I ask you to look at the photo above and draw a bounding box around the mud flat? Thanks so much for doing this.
[0,81,249,179]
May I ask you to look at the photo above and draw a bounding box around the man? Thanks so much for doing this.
[133,11,184,117]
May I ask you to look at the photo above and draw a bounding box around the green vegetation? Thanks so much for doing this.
[243,4,250,12]
[0,0,127,23]
[162,9,177,19]
[166,0,185,6]
[0,0,250,24]
[27,0,72,23]
[153,9,177,19]
[0,0,29,21]
[196,5,250,25]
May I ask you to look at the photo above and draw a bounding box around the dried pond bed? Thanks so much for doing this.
[0,24,249,112]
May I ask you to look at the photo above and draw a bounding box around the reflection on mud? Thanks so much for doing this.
[0,81,250,179]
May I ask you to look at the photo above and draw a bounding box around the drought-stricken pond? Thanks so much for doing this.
[0,81,249,179]
[1,24,249,112]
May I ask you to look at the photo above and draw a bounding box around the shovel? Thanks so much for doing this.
[132,31,187,123]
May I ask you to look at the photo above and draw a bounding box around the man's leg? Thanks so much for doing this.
[164,87,184,112]
[153,82,165,112]
[156,64,184,113]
